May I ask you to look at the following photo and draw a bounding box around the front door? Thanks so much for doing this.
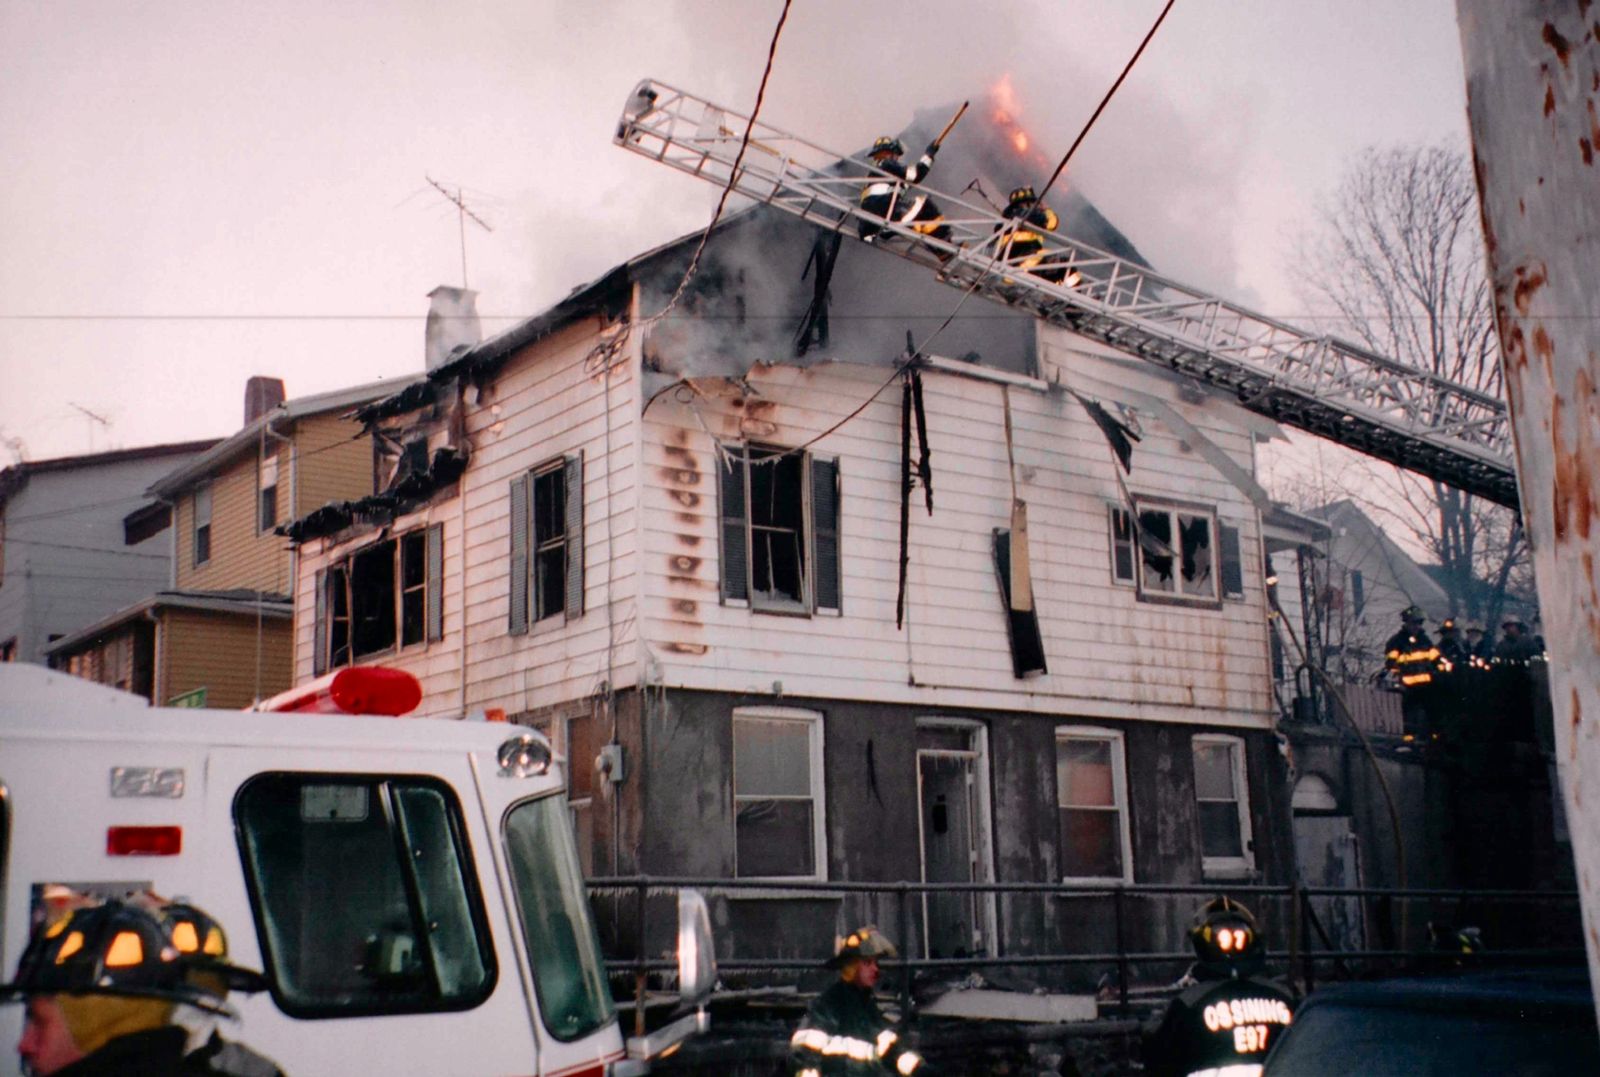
[916,720,995,958]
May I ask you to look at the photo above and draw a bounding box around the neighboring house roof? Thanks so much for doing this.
[44,589,292,657]
[147,377,424,499]
[1307,499,1450,613]
[1262,503,1333,549]
[0,439,220,513]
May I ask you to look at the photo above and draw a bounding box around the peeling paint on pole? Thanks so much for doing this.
[1456,0,1600,1017]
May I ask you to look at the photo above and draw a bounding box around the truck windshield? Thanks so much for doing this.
[503,794,614,1042]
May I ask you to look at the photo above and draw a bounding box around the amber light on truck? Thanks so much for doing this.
[106,825,182,856]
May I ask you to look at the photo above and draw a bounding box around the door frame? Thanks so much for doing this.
[914,717,998,959]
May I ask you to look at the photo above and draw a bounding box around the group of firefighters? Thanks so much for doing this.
[1382,604,1546,744]
[858,129,1080,287]
[787,898,1295,1076]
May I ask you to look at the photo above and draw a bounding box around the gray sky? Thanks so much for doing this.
[0,0,1471,463]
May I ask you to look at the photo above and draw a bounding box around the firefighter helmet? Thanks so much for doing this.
[1401,605,1425,624]
[1502,613,1526,629]
[1439,618,1457,633]
[0,898,260,1016]
[825,925,898,968]
[870,136,904,158]
[1008,185,1038,206]
[156,900,268,1001]
[1190,896,1261,965]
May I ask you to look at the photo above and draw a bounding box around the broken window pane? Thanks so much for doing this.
[1179,513,1215,597]
[350,540,397,659]
[1137,509,1174,591]
[747,446,807,610]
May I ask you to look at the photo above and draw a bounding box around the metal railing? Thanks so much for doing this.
[588,876,1584,1024]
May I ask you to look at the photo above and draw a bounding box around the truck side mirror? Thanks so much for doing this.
[677,889,715,1008]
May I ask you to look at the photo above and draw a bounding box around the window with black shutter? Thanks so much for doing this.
[718,442,840,616]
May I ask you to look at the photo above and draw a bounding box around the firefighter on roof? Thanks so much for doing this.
[996,186,1077,285]
[788,927,926,1076]
[0,895,283,1077]
[858,137,951,245]
[1143,898,1297,1077]
[1384,605,1442,738]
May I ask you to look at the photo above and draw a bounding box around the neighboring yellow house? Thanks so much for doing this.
[48,376,419,707]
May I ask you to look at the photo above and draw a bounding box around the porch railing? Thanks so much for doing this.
[586,876,1584,1025]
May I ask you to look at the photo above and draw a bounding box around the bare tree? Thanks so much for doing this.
[1290,144,1528,626]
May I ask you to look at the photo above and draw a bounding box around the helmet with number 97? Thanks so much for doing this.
[1191,896,1262,971]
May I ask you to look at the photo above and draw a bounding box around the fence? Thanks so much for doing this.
[588,876,1585,1025]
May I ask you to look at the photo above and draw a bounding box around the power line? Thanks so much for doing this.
[2,537,166,558]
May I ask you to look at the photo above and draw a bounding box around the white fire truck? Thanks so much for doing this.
[0,663,713,1076]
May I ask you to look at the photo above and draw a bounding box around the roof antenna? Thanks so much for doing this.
[67,402,111,452]
[426,175,494,289]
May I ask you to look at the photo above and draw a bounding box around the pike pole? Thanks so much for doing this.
[1455,0,1600,1021]
[931,101,968,151]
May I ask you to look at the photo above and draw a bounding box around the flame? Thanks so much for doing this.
[989,73,1044,164]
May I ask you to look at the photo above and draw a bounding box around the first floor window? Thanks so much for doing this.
[733,707,826,879]
[1055,727,1132,883]
[315,524,443,673]
[1193,733,1254,875]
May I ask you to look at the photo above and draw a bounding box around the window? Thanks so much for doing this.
[1193,734,1254,876]
[733,707,826,879]
[503,795,615,1041]
[259,450,280,533]
[508,456,584,634]
[315,525,443,673]
[1054,727,1132,883]
[234,773,496,1016]
[1112,499,1220,604]
[719,443,841,615]
[1350,570,1366,618]
[193,485,212,565]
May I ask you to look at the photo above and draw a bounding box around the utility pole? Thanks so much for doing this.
[1454,0,1600,1019]
[426,175,493,289]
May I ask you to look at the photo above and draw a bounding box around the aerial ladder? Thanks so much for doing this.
[615,79,1519,509]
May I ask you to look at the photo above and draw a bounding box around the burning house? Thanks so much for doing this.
[282,92,1307,981]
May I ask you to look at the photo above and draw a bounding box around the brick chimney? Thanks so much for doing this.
[425,286,482,372]
[244,377,286,425]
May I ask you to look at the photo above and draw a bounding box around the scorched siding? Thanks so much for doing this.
[291,316,641,717]
[638,342,1274,728]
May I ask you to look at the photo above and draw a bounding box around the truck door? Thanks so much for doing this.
[203,746,542,1075]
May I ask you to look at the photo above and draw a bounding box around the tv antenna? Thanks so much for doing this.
[68,402,112,451]
[426,175,494,289]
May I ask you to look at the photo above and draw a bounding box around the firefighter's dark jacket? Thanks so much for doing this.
[1143,972,1296,1077]
[1384,628,1441,689]
[998,201,1060,252]
[788,979,923,1076]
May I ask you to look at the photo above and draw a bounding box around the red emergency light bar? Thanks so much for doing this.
[252,666,423,716]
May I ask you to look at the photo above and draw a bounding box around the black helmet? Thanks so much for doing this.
[870,136,904,157]
[156,900,268,1002]
[0,898,262,1016]
[824,925,898,969]
[1190,896,1261,967]
[1439,618,1457,633]
[1008,185,1038,206]
[1401,605,1425,624]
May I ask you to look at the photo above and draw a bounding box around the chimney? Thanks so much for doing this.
[244,376,286,425]
[425,286,483,372]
